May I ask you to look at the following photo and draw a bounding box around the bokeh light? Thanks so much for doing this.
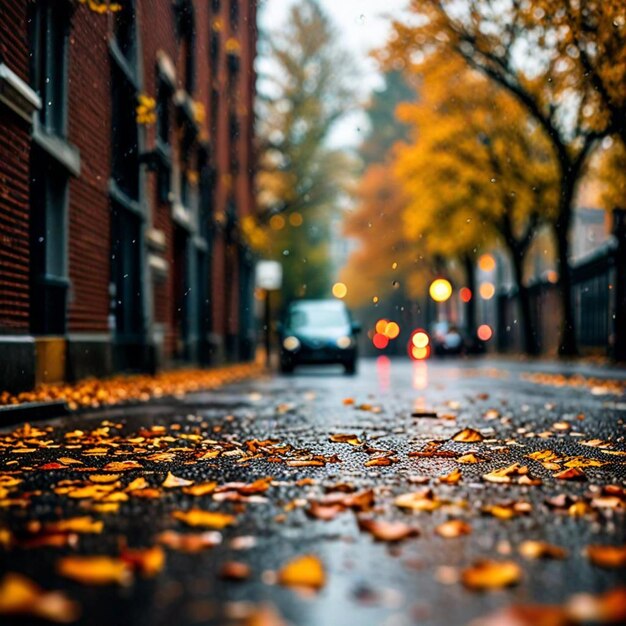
[288,212,303,227]
[410,345,430,361]
[477,324,493,341]
[373,333,389,349]
[372,296,379,304]
[269,214,285,230]
[384,321,400,339]
[459,287,472,303]
[332,282,347,299]
[479,282,495,300]
[429,278,452,303]
[375,319,389,335]
[478,253,496,272]
[411,330,430,349]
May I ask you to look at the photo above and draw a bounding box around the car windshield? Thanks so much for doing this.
[288,306,349,330]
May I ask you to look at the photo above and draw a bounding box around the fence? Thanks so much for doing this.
[496,209,626,359]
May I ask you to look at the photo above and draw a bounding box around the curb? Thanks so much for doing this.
[0,400,70,427]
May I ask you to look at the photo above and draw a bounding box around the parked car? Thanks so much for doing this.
[431,321,465,356]
[278,299,360,374]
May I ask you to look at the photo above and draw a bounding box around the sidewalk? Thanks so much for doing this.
[0,361,265,420]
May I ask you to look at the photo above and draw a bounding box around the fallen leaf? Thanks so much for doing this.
[435,520,472,538]
[277,554,325,591]
[457,453,485,464]
[329,433,362,445]
[567,587,626,623]
[554,467,586,481]
[482,463,529,484]
[586,545,626,569]
[439,468,462,485]
[452,428,484,443]
[57,556,132,586]
[470,605,571,626]
[307,501,344,521]
[220,561,251,580]
[157,530,222,552]
[172,509,236,529]
[183,481,218,496]
[121,545,165,577]
[519,541,567,560]
[0,572,80,623]
[461,560,522,590]
[395,489,442,512]
[89,474,121,484]
[44,517,103,534]
[358,518,419,542]
[162,472,193,488]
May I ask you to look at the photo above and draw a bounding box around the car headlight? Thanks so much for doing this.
[283,336,300,351]
[336,336,353,349]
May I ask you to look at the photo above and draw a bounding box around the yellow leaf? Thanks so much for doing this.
[277,555,325,590]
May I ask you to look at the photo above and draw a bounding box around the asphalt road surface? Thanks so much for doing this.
[1,357,625,626]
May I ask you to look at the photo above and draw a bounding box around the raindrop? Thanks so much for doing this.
[282,249,290,256]
[490,178,496,183]
[392,281,400,289]
[38,236,44,243]
[123,274,128,278]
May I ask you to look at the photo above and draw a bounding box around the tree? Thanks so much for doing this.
[394,56,559,355]
[359,70,415,167]
[384,0,619,355]
[254,0,355,302]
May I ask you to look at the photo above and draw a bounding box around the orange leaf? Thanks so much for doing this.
[277,555,325,591]
[172,509,236,529]
[57,556,132,586]
[452,428,484,443]
[435,519,472,538]
[0,572,80,622]
[586,544,626,569]
[358,518,419,542]
[461,560,522,590]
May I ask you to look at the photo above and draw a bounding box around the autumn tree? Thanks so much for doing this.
[385,0,622,355]
[395,57,559,355]
[254,0,355,302]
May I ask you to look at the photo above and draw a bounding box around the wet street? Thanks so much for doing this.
[1,357,625,626]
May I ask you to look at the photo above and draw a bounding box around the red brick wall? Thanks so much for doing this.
[66,8,111,333]
[0,2,31,332]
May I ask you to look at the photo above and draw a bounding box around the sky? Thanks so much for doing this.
[257,0,409,148]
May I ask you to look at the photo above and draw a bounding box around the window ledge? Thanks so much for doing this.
[173,89,199,134]
[0,63,41,123]
[32,120,81,176]
[108,39,139,90]
[109,178,143,217]
[172,201,194,230]
[156,51,176,89]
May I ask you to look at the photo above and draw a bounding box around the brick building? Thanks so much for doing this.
[0,0,258,392]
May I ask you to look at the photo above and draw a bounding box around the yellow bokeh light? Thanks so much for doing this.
[478,254,496,272]
[411,346,429,360]
[372,296,379,304]
[375,319,389,335]
[384,321,400,339]
[391,262,398,270]
[479,282,496,300]
[269,214,285,230]
[332,282,347,299]
[289,212,303,227]
[429,278,452,303]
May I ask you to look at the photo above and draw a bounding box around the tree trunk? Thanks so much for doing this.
[462,254,477,339]
[510,249,538,356]
[554,180,578,357]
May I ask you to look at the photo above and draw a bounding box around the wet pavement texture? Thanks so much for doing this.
[1,357,625,626]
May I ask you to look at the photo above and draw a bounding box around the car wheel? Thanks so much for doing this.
[280,360,294,374]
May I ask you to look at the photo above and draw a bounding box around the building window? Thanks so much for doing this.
[230,0,239,31]
[31,0,69,136]
[114,0,136,63]
[211,0,221,13]
[210,32,220,76]
[29,0,72,335]
[175,0,196,93]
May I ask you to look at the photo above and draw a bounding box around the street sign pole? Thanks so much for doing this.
[255,260,283,370]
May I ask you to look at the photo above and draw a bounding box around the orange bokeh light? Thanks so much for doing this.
[478,254,496,272]
[479,282,496,300]
[429,278,452,303]
[373,333,389,349]
[477,324,493,341]
[375,319,389,335]
[459,287,472,303]
[384,321,400,339]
